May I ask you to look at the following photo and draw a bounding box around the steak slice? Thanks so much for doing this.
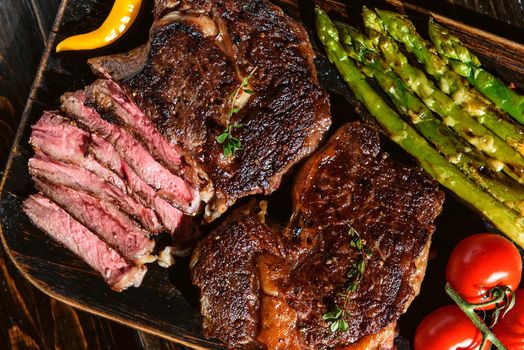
[30,113,186,235]
[30,112,128,191]
[29,154,163,233]
[61,91,201,215]
[23,195,147,291]
[84,78,207,193]
[34,179,156,264]
[191,122,444,349]
[88,0,331,220]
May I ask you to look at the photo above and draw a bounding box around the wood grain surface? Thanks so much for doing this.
[0,1,523,350]
[447,0,524,27]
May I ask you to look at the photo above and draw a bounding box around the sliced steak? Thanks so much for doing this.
[89,133,190,237]
[34,179,156,264]
[30,112,127,191]
[89,0,331,220]
[85,78,207,193]
[30,113,186,234]
[191,122,444,349]
[29,154,163,233]
[61,91,200,215]
[23,195,147,291]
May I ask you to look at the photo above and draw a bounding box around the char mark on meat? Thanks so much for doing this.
[23,195,147,291]
[191,122,444,349]
[88,0,332,221]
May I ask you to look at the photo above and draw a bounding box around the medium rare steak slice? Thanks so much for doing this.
[30,112,126,192]
[29,154,163,233]
[89,0,331,220]
[23,195,147,291]
[191,122,444,349]
[30,113,186,235]
[85,78,207,193]
[61,91,201,215]
[34,179,156,264]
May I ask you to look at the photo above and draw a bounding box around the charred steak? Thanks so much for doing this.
[23,0,330,290]
[191,123,445,349]
[89,0,332,220]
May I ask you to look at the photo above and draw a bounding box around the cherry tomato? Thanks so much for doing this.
[493,288,524,349]
[446,233,522,308]
[415,305,489,350]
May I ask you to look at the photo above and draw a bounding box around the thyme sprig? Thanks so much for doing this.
[217,67,257,158]
[323,227,373,333]
[345,227,372,294]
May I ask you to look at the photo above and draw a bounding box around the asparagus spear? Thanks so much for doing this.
[360,12,524,181]
[315,6,524,247]
[428,18,524,124]
[365,8,524,155]
[336,21,524,214]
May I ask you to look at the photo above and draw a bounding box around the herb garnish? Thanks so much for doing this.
[323,305,349,333]
[217,67,257,158]
[345,227,372,294]
[217,124,243,158]
[323,227,373,333]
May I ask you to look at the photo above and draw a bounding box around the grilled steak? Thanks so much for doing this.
[61,91,200,214]
[24,0,330,290]
[190,202,287,348]
[191,123,444,349]
[88,0,331,220]
[29,154,163,233]
[30,112,186,235]
[24,195,147,291]
[34,178,156,264]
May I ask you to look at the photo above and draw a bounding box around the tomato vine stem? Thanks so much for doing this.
[445,283,507,350]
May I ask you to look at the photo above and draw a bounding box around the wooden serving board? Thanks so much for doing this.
[1,0,523,349]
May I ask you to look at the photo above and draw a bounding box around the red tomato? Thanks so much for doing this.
[493,288,524,349]
[415,305,489,350]
[446,233,522,308]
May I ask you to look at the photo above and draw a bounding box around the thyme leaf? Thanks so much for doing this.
[216,124,243,158]
[218,67,258,158]
[345,227,371,295]
[323,306,349,333]
[323,228,372,334]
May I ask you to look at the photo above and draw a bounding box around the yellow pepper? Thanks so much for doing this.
[56,0,142,52]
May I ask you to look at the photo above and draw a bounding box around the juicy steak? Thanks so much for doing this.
[24,195,147,291]
[34,178,156,263]
[29,154,163,233]
[24,0,330,290]
[89,0,332,220]
[29,113,186,235]
[191,123,445,349]
[61,91,200,214]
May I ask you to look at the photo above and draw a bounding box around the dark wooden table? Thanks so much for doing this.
[0,0,522,349]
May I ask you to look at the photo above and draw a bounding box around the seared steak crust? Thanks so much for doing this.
[191,123,444,349]
[191,203,286,349]
[91,0,331,220]
[284,123,444,348]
